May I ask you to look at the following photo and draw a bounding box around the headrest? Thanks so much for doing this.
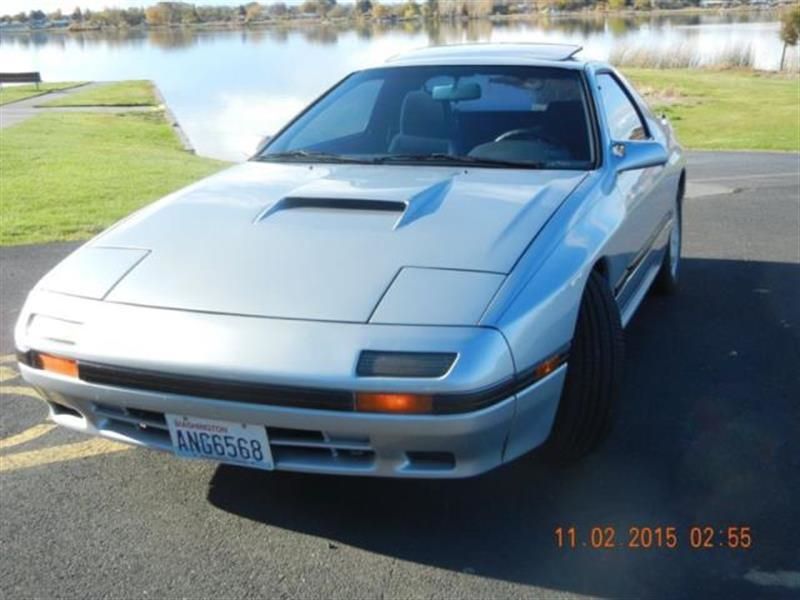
[400,91,448,138]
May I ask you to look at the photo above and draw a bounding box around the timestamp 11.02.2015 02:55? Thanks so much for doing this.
[554,526,753,550]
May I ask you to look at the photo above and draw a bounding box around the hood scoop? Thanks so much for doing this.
[256,196,406,222]
[254,172,456,229]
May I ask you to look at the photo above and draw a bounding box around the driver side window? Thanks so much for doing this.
[597,74,647,141]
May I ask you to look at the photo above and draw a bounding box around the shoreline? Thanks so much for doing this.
[151,83,194,154]
[0,6,782,35]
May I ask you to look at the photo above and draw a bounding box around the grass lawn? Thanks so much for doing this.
[625,69,800,152]
[1,110,226,245]
[38,80,158,107]
[0,82,85,106]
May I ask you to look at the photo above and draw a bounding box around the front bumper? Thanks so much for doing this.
[21,363,566,478]
[16,290,567,478]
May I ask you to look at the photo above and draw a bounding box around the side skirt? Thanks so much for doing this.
[615,214,673,327]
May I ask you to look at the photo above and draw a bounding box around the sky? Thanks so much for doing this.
[1,0,323,16]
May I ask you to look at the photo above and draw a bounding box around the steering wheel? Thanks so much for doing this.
[494,126,561,147]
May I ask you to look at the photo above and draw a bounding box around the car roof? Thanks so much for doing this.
[386,43,589,69]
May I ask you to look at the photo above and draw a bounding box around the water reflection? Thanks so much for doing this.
[148,28,197,49]
[0,13,785,161]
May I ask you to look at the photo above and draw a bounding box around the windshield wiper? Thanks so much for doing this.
[372,153,546,169]
[255,150,369,164]
[257,151,546,169]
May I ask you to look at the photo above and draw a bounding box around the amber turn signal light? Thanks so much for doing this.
[35,352,79,378]
[355,392,433,414]
[534,354,564,380]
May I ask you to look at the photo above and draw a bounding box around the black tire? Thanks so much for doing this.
[653,190,683,295]
[544,271,625,463]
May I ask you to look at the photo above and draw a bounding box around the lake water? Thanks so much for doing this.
[0,14,787,161]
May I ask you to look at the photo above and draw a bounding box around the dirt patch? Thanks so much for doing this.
[638,85,696,107]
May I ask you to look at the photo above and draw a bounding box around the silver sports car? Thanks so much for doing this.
[15,43,685,478]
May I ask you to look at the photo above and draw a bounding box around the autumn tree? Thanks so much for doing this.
[145,5,168,25]
[300,0,337,16]
[472,0,496,17]
[372,1,390,19]
[403,0,421,19]
[244,2,262,23]
[179,4,199,23]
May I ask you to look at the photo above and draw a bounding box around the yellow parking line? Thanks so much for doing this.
[0,385,41,400]
[0,438,132,473]
[0,354,16,364]
[0,366,17,382]
[0,423,56,451]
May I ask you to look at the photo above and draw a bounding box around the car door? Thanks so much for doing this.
[594,70,667,304]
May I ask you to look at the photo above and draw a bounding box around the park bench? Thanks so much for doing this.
[0,72,42,89]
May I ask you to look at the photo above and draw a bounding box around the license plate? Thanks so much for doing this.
[165,414,273,470]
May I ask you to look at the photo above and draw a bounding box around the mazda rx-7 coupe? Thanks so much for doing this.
[15,43,685,477]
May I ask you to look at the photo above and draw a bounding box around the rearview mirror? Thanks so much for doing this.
[431,82,481,102]
[613,140,668,173]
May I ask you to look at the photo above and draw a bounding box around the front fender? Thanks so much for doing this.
[481,171,622,372]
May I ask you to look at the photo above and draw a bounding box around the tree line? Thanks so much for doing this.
[1,1,732,28]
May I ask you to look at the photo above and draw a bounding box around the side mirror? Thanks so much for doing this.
[254,134,272,155]
[612,140,668,173]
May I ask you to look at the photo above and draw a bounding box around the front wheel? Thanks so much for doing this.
[543,271,625,463]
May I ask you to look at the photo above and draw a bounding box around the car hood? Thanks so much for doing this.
[49,162,587,323]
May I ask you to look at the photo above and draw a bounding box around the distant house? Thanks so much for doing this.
[0,21,28,30]
[49,18,71,28]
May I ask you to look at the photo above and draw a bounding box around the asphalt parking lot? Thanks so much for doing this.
[1,151,798,599]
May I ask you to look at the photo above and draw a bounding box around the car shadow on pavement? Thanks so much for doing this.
[208,258,799,598]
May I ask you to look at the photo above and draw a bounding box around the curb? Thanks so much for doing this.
[152,82,195,154]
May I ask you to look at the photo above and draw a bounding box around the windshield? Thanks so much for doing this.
[258,65,594,170]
